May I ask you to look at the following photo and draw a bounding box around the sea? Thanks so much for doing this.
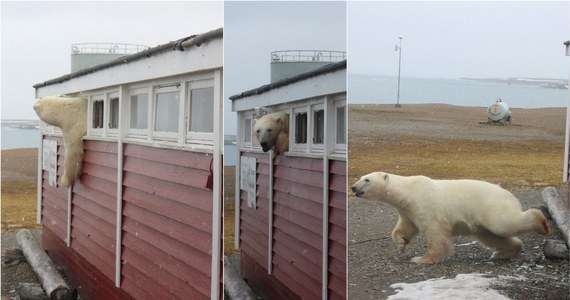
[349,75,568,108]
[3,77,567,163]
[1,120,40,150]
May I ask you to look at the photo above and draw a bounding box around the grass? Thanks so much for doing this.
[349,135,565,191]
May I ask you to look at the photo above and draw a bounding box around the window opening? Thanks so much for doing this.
[109,97,119,129]
[313,109,324,144]
[244,118,252,143]
[295,112,307,144]
[92,100,104,129]
[336,106,346,144]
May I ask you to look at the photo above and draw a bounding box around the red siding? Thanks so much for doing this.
[239,152,347,300]
[120,143,214,300]
[41,137,67,242]
[40,138,217,300]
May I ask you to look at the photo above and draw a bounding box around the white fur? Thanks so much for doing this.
[351,172,549,264]
[252,112,289,155]
[34,96,87,187]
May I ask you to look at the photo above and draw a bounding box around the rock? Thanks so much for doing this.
[543,239,569,260]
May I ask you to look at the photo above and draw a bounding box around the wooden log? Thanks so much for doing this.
[542,187,570,248]
[223,256,258,300]
[16,229,72,300]
[543,239,569,260]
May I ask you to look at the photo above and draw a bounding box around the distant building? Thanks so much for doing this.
[34,28,223,300]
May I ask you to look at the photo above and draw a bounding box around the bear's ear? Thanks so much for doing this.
[384,174,389,181]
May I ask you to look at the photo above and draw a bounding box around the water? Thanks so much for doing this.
[224,142,237,166]
[2,123,40,150]
[349,74,568,108]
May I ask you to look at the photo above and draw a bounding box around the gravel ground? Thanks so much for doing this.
[348,189,570,300]
[1,228,48,300]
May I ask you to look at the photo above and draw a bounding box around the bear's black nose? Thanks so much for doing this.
[351,186,356,192]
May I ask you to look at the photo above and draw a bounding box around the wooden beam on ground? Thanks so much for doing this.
[16,229,72,300]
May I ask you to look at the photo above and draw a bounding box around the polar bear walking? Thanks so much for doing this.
[351,172,549,264]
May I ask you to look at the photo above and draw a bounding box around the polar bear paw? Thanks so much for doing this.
[392,234,409,253]
[410,255,439,264]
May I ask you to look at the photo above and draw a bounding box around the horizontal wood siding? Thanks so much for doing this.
[71,140,118,282]
[41,137,67,242]
[272,155,323,300]
[328,160,346,300]
[43,227,133,300]
[240,153,347,299]
[121,143,214,300]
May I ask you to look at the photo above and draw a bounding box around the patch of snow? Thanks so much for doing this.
[388,273,526,300]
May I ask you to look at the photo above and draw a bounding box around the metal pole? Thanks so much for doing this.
[396,36,403,108]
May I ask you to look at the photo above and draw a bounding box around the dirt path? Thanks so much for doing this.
[348,104,569,299]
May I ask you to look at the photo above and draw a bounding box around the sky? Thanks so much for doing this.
[1,1,223,120]
[224,1,347,135]
[348,1,570,79]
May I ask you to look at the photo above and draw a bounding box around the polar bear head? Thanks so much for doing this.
[351,171,391,199]
[253,112,289,153]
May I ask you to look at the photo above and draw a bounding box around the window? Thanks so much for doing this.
[313,109,324,144]
[189,87,214,133]
[130,93,148,129]
[295,112,307,144]
[336,105,346,144]
[109,96,119,129]
[244,118,252,143]
[154,91,179,133]
[92,100,104,129]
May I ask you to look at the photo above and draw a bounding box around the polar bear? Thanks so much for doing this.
[253,112,289,155]
[351,172,549,264]
[33,96,87,187]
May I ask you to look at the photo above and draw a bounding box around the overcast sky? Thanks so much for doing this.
[1,1,223,120]
[348,1,570,79]
[224,1,347,135]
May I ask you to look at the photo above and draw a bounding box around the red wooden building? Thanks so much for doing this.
[33,28,223,299]
[230,59,347,299]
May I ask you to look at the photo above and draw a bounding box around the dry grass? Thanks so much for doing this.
[1,148,40,231]
[349,135,564,191]
[348,104,566,192]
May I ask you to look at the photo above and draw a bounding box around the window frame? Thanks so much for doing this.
[186,79,215,144]
[127,87,151,138]
[152,85,181,141]
[333,98,347,155]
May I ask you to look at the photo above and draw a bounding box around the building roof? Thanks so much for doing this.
[33,28,223,89]
[229,59,347,101]
[565,40,570,46]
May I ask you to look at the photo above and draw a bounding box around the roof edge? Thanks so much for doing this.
[229,59,347,101]
[34,27,223,89]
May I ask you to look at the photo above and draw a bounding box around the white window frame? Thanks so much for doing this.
[152,85,181,141]
[242,115,253,149]
[333,98,347,155]
[186,79,215,144]
[127,87,151,138]
[310,103,325,153]
[107,92,120,137]
[291,106,309,153]
[88,94,105,137]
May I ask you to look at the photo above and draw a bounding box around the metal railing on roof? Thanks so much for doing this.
[270,50,346,63]
[71,43,149,55]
